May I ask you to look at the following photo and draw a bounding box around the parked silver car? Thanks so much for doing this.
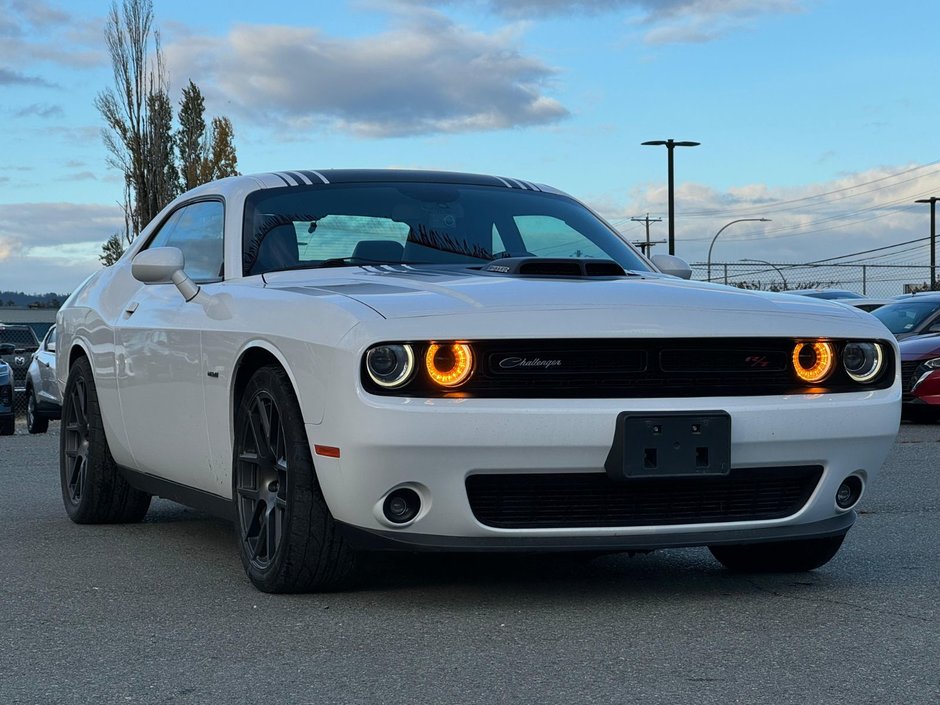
[25,325,60,434]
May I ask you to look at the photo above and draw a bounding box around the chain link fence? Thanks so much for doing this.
[691,262,936,298]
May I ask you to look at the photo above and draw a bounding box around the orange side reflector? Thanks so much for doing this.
[314,445,341,458]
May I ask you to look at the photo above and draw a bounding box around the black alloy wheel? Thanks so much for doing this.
[26,387,49,434]
[59,356,150,523]
[235,387,289,571]
[233,365,356,592]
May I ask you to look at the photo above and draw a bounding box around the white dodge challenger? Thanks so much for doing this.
[56,169,900,592]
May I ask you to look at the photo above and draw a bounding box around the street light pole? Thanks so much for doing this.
[740,258,788,290]
[706,218,771,282]
[915,197,939,290]
[642,139,700,256]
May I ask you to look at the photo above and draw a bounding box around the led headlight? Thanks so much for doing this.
[425,342,474,387]
[842,342,884,383]
[792,341,835,383]
[365,344,415,388]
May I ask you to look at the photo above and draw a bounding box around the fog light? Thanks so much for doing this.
[383,488,421,524]
[836,476,863,509]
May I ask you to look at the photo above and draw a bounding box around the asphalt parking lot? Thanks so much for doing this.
[1,421,937,705]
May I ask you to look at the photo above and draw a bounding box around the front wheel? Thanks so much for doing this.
[0,415,13,435]
[26,387,49,434]
[708,534,846,573]
[233,365,357,593]
[59,356,151,523]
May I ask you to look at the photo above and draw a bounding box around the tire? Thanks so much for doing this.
[233,365,357,593]
[0,416,13,436]
[59,356,151,524]
[903,406,939,424]
[26,386,49,434]
[709,534,846,573]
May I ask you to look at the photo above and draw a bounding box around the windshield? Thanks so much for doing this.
[241,182,651,276]
[872,301,940,334]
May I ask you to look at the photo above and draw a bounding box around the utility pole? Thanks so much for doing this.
[630,214,665,255]
[915,197,939,290]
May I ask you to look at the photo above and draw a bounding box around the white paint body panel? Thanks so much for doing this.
[56,171,901,549]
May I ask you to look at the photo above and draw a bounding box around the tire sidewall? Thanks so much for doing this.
[233,366,318,591]
[59,357,108,522]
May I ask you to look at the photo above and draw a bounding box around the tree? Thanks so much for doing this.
[95,0,176,244]
[205,116,239,181]
[144,88,177,218]
[177,79,206,191]
[100,233,126,266]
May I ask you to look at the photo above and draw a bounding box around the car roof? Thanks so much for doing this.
[251,169,550,191]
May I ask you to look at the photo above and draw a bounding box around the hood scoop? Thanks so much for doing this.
[481,257,626,278]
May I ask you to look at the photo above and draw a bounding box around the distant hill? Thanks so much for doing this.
[0,291,70,309]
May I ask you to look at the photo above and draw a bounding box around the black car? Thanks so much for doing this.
[871,293,940,340]
[0,324,40,393]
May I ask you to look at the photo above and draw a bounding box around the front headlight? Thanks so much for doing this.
[792,341,835,383]
[842,342,884,383]
[365,344,415,388]
[425,342,474,388]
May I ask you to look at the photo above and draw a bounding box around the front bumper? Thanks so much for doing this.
[308,388,899,550]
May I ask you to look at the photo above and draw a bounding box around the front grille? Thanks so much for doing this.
[901,360,920,397]
[363,337,895,398]
[466,466,823,529]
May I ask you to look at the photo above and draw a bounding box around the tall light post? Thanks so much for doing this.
[740,258,788,290]
[915,197,939,290]
[706,218,771,282]
[641,139,700,256]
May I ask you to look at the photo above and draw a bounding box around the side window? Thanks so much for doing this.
[44,326,57,351]
[147,201,224,281]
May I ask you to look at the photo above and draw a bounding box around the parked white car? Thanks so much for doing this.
[56,169,901,592]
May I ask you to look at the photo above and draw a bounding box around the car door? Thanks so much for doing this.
[115,199,224,492]
[35,325,59,406]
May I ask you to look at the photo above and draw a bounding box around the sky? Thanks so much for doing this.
[2,0,940,294]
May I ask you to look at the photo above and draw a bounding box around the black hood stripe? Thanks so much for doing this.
[299,170,330,184]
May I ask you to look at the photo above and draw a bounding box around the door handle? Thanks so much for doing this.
[124,301,139,316]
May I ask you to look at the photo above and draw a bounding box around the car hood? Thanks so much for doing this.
[262,267,888,339]
[899,333,940,359]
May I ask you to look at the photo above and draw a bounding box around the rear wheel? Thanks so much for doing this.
[709,534,846,573]
[233,365,357,593]
[26,386,49,434]
[59,356,151,523]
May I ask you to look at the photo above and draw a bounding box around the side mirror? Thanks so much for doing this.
[46,341,56,353]
[132,247,200,301]
[651,254,693,280]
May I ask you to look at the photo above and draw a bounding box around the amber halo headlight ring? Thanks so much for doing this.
[365,344,415,389]
[842,342,884,383]
[791,340,835,383]
[425,342,474,388]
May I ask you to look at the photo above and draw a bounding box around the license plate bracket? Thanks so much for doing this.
[605,411,731,480]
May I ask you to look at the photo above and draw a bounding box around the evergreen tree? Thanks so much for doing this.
[177,80,207,191]
[99,233,126,266]
[205,116,239,181]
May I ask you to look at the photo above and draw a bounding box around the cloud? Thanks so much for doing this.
[0,0,104,70]
[413,0,802,43]
[164,10,568,138]
[13,103,64,119]
[0,66,55,87]
[603,163,938,277]
[0,201,122,298]
[0,202,123,256]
